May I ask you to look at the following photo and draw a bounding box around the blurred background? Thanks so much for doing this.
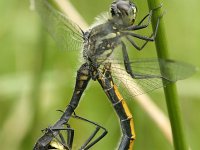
[0,0,200,149]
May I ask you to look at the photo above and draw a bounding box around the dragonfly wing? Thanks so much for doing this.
[35,0,83,51]
[108,58,196,97]
[128,58,196,81]
[111,64,166,97]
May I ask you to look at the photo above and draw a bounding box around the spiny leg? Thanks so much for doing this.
[121,15,160,42]
[121,41,164,80]
[66,124,74,149]
[55,110,75,148]
[47,111,107,150]
[44,124,74,150]
[121,7,164,51]
[97,63,135,150]
[125,35,148,51]
[121,41,134,77]
[120,15,160,53]
[72,112,107,150]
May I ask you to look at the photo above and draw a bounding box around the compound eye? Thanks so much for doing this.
[111,1,133,16]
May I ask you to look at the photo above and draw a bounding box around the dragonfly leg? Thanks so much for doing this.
[65,124,74,149]
[121,41,165,80]
[127,2,163,30]
[34,63,91,150]
[121,15,160,42]
[121,15,160,52]
[121,41,135,77]
[121,6,163,51]
[71,112,107,150]
[98,64,136,150]
[43,124,74,150]
[126,10,153,31]
[125,35,148,51]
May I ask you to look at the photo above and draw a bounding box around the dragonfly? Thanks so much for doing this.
[33,0,196,149]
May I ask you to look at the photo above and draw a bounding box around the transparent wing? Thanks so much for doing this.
[35,0,83,51]
[128,58,195,81]
[105,58,196,97]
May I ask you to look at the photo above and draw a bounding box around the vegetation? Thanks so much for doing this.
[0,0,199,150]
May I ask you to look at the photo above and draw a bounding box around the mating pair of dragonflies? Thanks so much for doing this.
[33,0,196,149]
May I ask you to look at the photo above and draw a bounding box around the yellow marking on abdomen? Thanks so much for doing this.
[113,84,136,149]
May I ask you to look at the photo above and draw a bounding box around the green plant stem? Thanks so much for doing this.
[147,0,188,150]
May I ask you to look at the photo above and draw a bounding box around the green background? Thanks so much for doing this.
[0,0,200,150]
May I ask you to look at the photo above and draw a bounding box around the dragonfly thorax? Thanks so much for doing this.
[110,0,137,27]
[83,22,121,67]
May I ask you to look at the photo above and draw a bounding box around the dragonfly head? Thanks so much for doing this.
[111,0,137,26]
